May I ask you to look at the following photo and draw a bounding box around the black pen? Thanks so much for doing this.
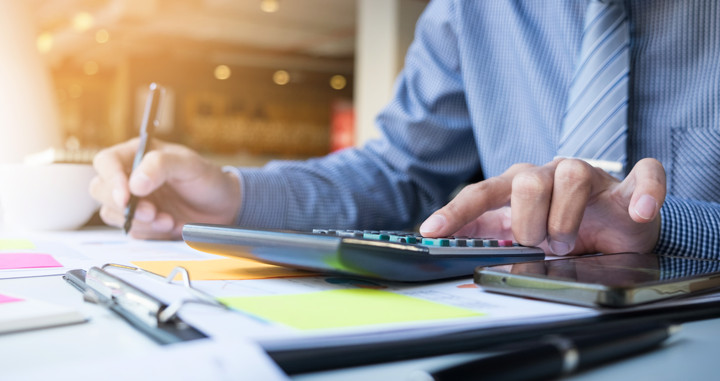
[410,323,679,381]
[123,82,164,234]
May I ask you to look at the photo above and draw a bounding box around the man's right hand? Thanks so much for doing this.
[89,138,242,240]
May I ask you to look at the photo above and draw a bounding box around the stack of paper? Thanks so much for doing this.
[0,292,86,334]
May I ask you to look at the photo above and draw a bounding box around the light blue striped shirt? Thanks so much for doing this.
[231,0,720,259]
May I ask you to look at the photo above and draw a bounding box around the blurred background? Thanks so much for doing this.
[2,0,427,166]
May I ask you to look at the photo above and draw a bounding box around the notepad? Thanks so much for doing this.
[0,239,36,250]
[219,289,483,330]
[0,253,63,270]
[132,257,316,281]
[0,293,86,334]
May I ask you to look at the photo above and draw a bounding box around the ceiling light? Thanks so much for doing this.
[83,61,99,76]
[72,12,94,32]
[95,29,110,44]
[273,70,290,85]
[260,0,280,13]
[214,65,232,80]
[36,32,53,53]
[330,75,347,90]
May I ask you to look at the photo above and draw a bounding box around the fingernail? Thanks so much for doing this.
[549,240,572,255]
[634,194,658,221]
[112,189,125,208]
[419,214,447,235]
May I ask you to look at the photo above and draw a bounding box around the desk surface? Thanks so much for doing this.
[1,274,719,380]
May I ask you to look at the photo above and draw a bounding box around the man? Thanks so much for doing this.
[90,1,720,259]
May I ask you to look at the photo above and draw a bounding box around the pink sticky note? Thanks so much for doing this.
[0,253,63,270]
[0,294,23,304]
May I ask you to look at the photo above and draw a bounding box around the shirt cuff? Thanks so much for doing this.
[227,167,290,229]
[654,195,720,259]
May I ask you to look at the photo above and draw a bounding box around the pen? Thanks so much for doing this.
[410,323,679,381]
[123,82,164,234]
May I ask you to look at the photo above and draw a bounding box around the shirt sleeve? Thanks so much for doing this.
[654,195,720,259]
[231,0,480,231]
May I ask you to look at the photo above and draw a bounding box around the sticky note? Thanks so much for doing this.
[132,258,315,281]
[0,239,35,251]
[0,294,23,304]
[0,253,63,270]
[219,289,483,330]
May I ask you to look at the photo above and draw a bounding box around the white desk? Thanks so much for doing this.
[2,274,719,380]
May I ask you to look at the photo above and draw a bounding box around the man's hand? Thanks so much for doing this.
[89,138,241,240]
[419,158,666,255]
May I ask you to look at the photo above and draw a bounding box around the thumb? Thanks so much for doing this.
[128,144,206,197]
[621,158,667,223]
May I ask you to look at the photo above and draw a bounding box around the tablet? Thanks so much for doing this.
[474,252,720,307]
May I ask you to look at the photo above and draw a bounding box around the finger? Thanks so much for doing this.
[510,164,555,246]
[133,200,159,223]
[128,144,204,198]
[98,204,124,228]
[88,175,119,208]
[420,163,533,237]
[621,158,666,223]
[93,139,141,207]
[128,212,177,240]
[544,159,599,255]
[452,207,512,239]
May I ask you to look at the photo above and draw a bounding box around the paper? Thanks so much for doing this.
[0,239,35,250]
[132,257,315,281]
[4,337,289,381]
[219,288,484,330]
[0,294,86,334]
[0,253,63,269]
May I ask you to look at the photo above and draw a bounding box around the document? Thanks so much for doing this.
[99,263,596,350]
[4,337,289,381]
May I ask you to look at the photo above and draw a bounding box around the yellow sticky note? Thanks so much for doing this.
[132,257,315,281]
[219,289,484,330]
[0,239,35,251]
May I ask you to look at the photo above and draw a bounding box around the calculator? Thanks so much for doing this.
[181,223,545,282]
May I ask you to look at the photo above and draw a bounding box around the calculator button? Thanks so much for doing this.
[421,238,451,247]
[336,230,364,238]
[482,239,499,247]
[497,240,514,247]
[389,235,418,244]
[363,232,390,241]
[313,229,336,235]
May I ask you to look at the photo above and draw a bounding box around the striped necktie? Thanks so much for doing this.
[557,0,630,177]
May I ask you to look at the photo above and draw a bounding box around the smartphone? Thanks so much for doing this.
[474,252,720,307]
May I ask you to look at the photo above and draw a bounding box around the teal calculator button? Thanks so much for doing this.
[389,235,417,244]
[421,238,450,246]
[363,232,390,241]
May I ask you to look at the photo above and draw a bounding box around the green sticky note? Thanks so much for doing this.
[219,289,483,330]
[0,239,35,251]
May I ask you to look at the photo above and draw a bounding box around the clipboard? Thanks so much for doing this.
[63,264,222,344]
[265,291,720,374]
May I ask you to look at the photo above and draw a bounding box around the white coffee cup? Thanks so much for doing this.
[0,163,99,231]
